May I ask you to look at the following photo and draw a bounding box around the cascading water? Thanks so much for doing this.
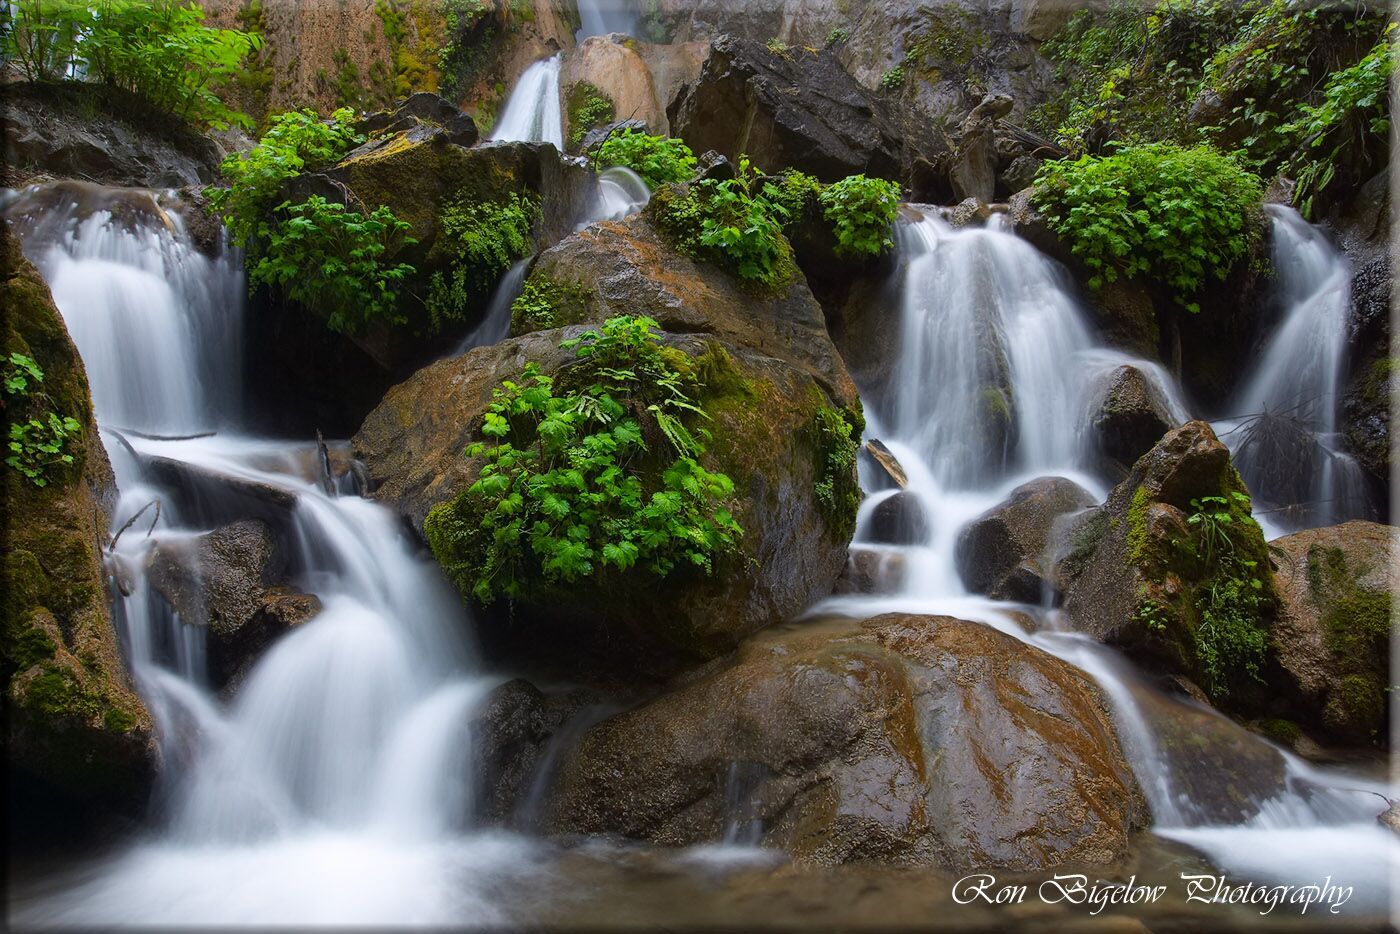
[488,54,564,149]
[6,184,536,926]
[576,0,637,38]
[1215,204,1374,535]
[823,208,1397,912]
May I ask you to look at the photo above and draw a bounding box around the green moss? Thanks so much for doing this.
[648,182,797,293]
[1126,486,1152,565]
[103,707,137,733]
[1258,717,1303,746]
[509,274,593,334]
[426,191,537,332]
[1305,541,1391,740]
[565,81,615,149]
[812,404,864,539]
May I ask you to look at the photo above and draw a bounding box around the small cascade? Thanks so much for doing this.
[576,0,637,38]
[456,258,529,354]
[577,165,651,228]
[488,54,564,149]
[8,183,514,926]
[823,207,1396,909]
[1215,204,1374,534]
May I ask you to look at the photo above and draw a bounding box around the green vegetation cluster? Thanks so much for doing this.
[209,107,427,336]
[425,315,742,604]
[427,192,537,332]
[437,0,495,102]
[510,275,592,333]
[0,0,262,129]
[818,175,900,260]
[592,128,697,190]
[565,82,615,149]
[3,352,79,487]
[812,405,863,538]
[1032,143,1263,311]
[1033,0,1391,219]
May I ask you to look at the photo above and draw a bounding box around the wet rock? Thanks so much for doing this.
[1269,521,1394,746]
[2,229,154,834]
[950,94,1012,203]
[867,491,930,545]
[578,118,650,154]
[1088,280,1160,361]
[1007,185,1072,267]
[1060,421,1278,699]
[358,93,479,147]
[948,197,990,228]
[354,213,861,676]
[146,519,317,689]
[957,477,1096,602]
[472,679,550,822]
[549,614,1146,870]
[1343,355,1392,490]
[140,454,297,529]
[2,82,220,188]
[1091,365,1178,473]
[1379,801,1400,835]
[562,36,667,140]
[835,547,906,595]
[1000,154,1042,193]
[693,149,736,181]
[668,34,902,182]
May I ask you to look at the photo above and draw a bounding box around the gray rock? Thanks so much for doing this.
[867,491,930,545]
[956,476,1095,602]
[1091,365,1177,473]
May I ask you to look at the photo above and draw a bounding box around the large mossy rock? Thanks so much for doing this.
[355,214,862,674]
[1269,521,1394,746]
[548,613,1146,870]
[0,230,154,832]
[956,476,1096,602]
[1059,421,1278,699]
[668,35,902,183]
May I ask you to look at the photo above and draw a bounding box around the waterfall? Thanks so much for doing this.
[578,165,651,227]
[576,0,637,38]
[488,54,564,149]
[6,183,521,926]
[1214,204,1374,534]
[822,208,1397,909]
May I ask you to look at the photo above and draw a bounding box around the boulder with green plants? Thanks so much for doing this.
[1058,420,1279,705]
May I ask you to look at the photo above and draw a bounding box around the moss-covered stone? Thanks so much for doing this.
[508,273,594,334]
[1,228,154,827]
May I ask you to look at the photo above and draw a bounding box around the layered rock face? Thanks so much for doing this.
[355,212,861,674]
[1,230,155,831]
[549,613,1146,870]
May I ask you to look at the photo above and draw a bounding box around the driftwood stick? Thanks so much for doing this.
[108,498,161,553]
[107,426,216,442]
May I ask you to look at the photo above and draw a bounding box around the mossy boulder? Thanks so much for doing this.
[549,613,1147,870]
[355,214,862,675]
[1269,521,1394,746]
[0,229,154,831]
[1059,421,1279,702]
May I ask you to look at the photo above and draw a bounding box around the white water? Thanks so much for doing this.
[578,165,651,227]
[576,0,637,38]
[1215,204,1374,535]
[821,209,1397,915]
[6,184,529,926]
[488,54,564,149]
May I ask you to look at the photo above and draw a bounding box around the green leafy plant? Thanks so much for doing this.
[250,196,416,335]
[593,130,697,190]
[424,315,742,603]
[0,0,262,128]
[3,353,43,396]
[1184,491,1268,698]
[765,37,790,56]
[825,27,849,46]
[427,192,537,332]
[565,81,615,149]
[207,107,364,249]
[879,65,906,89]
[812,405,863,535]
[1032,143,1263,310]
[759,169,822,229]
[819,174,900,259]
[509,274,592,334]
[7,413,81,487]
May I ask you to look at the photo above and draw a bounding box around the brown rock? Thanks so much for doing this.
[1091,365,1178,473]
[957,476,1096,602]
[549,614,1146,870]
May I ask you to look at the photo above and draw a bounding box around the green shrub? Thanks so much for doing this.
[652,169,795,291]
[879,65,905,89]
[825,27,849,46]
[3,353,79,488]
[426,192,537,332]
[1032,143,1263,310]
[819,174,900,259]
[760,169,822,229]
[424,315,742,603]
[250,196,416,335]
[207,107,364,249]
[565,81,615,149]
[509,275,592,334]
[593,130,697,190]
[0,0,261,129]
